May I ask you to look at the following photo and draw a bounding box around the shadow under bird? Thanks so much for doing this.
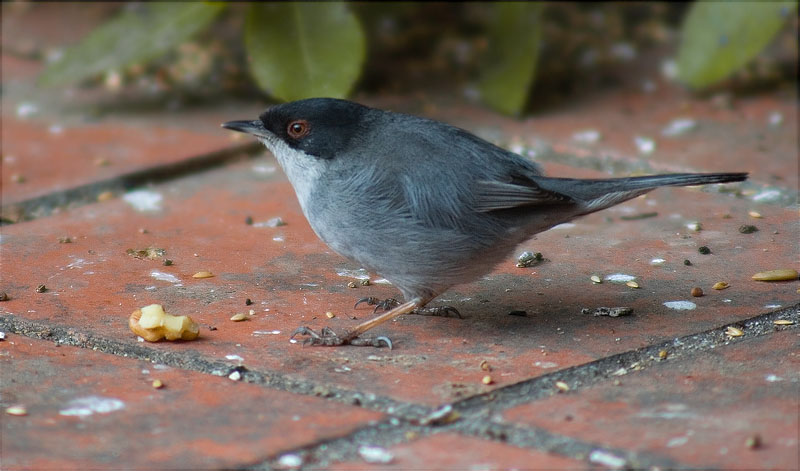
[223,98,747,349]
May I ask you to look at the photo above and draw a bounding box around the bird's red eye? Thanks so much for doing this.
[287,120,310,139]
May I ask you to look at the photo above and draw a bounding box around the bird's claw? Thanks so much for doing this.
[290,326,392,349]
[354,296,400,313]
[415,305,463,319]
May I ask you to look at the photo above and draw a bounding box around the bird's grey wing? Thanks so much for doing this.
[471,177,575,213]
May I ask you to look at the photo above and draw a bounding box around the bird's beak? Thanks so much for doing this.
[221,120,271,139]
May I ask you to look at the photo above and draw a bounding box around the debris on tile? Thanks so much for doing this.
[658,349,668,360]
[590,275,602,284]
[347,281,357,288]
[649,258,666,266]
[712,281,730,290]
[683,259,692,266]
[16,102,38,118]
[0,331,5,340]
[571,129,602,144]
[516,251,544,267]
[126,247,166,260]
[252,164,278,175]
[751,189,781,203]
[93,157,110,167]
[10,174,26,183]
[245,298,253,306]
[276,453,303,469]
[605,274,636,284]
[129,304,199,342]
[122,190,163,212]
[508,310,527,317]
[773,319,794,326]
[589,449,627,469]
[58,236,73,244]
[686,221,702,232]
[360,279,370,286]
[748,211,763,219]
[619,211,658,220]
[767,111,783,126]
[35,284,47,293]
[5,405,27,416]
[325,311,335,319]
[151,271,181,284]
[738,224,759,234]
[698,246,711,255]
[745,433,763,449]
[626,281,640,289]
[163,259,173,266]
[751,269,798,281]
[582,307,633,317]
[634,136,656,155]
[151,379,164,389]
[226,354,244,362]
[253,330,282,336]
[228,370,242,381]
[418,404,460,425]
[725,326,744,337]
[358,445,394,464]
[555,381,570,392]
[663,301,697,311]
[253,217,286,228]
[192,271,214,279]
[480,360,491,371]
[661,118,697,136]
[59,396,125,416]
[230,312,249,322]
[244,215,254,225]
[0,292,9,301]
[336,268,370,280]
[691,287,703,297]
[482,375,493,385]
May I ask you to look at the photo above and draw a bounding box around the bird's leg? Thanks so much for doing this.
[355,296,462,318]
[290,299,421,349]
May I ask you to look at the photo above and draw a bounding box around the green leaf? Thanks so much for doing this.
[477,2,544,116]
[676,0,797,90]
[39,2,226,87]
[245,3,366,101]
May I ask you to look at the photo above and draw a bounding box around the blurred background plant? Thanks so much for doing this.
[26,1,799,116]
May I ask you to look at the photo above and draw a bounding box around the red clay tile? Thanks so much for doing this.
[503,329,800,470]
[328,432,584,470]
[1,154,795,406]
[1,334,382,469]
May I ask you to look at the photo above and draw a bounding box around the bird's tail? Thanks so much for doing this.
[537,172,748,214]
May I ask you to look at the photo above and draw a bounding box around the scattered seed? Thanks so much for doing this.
[691,287,703,297]
[773,319,794,326]
[0,292,8,301]
[698,246,711,255]
[325,311,335,319]
[752,269,798,281]
[516,251,544,267]
[686,222,702,232]
[658,349,668,359]
[11,174,25,183]
[482,375,493,385]
[192,271,214,279]
[480,360,491,371]
[712,281,729,290]
[626,281,640,289]
[620,212,658,221]
[590,275,602,284]
[360,279,370,286]
[126,247,166,260]
[684,259,692,266]
[6,405,27,416]
[58,236,72,244]
[555,381,570,392]
[245,298,253,306]
[245,215,253,225]
[725,326,744,337]
[97,191,114,202]
[230,313,249,322]
[138,228,149,234]
[93,157,110,166]
[405,431,418,441]
[163,259,173,266]
[228,370,242,381]
[35,284,47,293]
[152,379,164,389]
[347,281,357,288]
[738,225,758,234]
[745,434,762,449]
[748,211,762,219]
[418,404,460,425]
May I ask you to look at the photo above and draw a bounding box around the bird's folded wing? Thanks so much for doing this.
[472,180,574,212]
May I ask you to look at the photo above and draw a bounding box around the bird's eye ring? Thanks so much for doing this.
[287,120,310,139]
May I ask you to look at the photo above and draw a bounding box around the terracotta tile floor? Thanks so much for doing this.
[2,4,798,469]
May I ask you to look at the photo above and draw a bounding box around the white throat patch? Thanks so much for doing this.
[257,135,324,217]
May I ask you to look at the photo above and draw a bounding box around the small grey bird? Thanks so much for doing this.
[223,98,747,348]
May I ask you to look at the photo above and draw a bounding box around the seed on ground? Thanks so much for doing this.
[725,326,744,337]
[712,281,729,290]
[752,269,798,281]
[691,287,703,297]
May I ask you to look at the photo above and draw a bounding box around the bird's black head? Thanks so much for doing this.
[256,98,372,159]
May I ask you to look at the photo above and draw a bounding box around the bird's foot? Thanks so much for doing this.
[355,297,461,318]
[290,326,393,349]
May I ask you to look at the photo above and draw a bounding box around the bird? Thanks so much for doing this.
[222,98,747,348]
